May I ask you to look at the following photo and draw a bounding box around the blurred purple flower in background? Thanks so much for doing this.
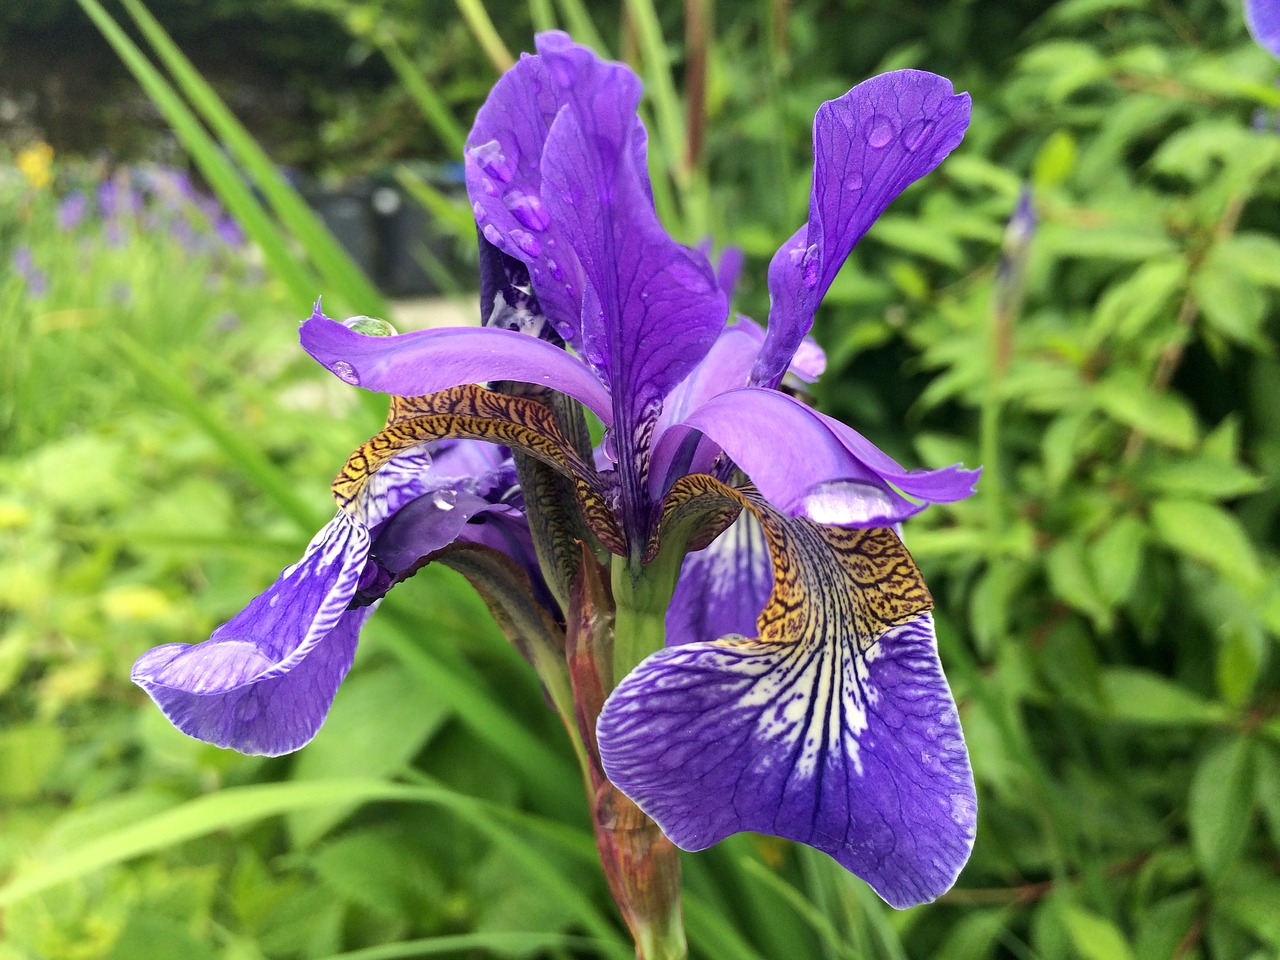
[1247,0,1280,57]
[12,244,48,298]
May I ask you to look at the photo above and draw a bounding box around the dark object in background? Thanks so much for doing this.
[308,164,465,297]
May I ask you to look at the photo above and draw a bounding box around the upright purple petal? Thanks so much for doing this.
[467,31,651,346]
[752,71,971,387]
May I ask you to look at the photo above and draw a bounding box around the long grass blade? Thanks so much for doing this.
[554,0,609,54]
[117,0,386,316]
[316,932,613,960]
[110,330,326,532]
[74,0,321,307]
[455,0,515,72]
[377,36,469,158]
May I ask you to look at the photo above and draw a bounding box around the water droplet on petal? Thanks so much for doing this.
[601,428,618,463]
[846,174,864,191]
[866,115,895,149]
[468,139,517,183]
[234,697,261,724]
[432,489,457,511]
[505,191,551,231]
[800,244,821,289]
[331,360,360,385]
[901,119,931,152]
[344,315,397,336]
[510,228,542,258]
[472,200,487,221]
[482,223,503,247]
[563,281,576,298]
[547,258,564,281]
[553,319,575,339]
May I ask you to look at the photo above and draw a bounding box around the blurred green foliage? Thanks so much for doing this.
[2,0,1279,958]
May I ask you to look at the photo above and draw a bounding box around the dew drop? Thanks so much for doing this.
[800,244,821,289]
[472,200,487,221]
[601,428,618,463]
[846,174,864,191]
[505,191,551,231]
[468,138,517,183]
[509,228,542,258]
[343,315,397,337]
[563,281,576,298]
[547,259,564,280]
[432,489,457,511]
[482,223,503,246]
[900,118,931,152]
[331,360,360,385]
[866,115,895,149]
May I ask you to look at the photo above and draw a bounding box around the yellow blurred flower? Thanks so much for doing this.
[16,141,54,189]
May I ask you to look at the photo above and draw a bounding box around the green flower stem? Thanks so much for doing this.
[611,554,680,682]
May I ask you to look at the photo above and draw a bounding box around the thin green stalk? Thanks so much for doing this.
[456,0,515,72]
[528,0,557,32]
[623,0,689,192]
[377,36,469,157]
[554,0,610,54]
[117,0,387,315]
[109,331,326,533]
[75,0,321,307]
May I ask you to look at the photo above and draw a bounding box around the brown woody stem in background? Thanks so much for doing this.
[682,0,709,176]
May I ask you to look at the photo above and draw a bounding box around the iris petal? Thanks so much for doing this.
[658,387,976,526]
[753,70,971,387]
[132,515,371,755]
[599,479,975,907]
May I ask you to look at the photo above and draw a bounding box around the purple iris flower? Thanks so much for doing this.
[133,32,979,908]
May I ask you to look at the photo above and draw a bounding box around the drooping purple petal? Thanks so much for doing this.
[752,70,971,387]
[656,387,978,525]
[132,438,505,755]
[666,512,772,644]
[1248,0,1280,57]
[598,612,975,908]
[133,514,371,755]
[299,310,614,424]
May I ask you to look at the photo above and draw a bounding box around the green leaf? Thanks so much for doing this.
[1062,906,1137,960]
[1089,515,1146,607]
[1217,232,1280,290]
[1047,537,1111,625]
[1099,668,1228,726]
[1032,130,1078,188]
[1149,498,1264,590]
[1193,251,1267,345]
[1188,737,1255,881]
[288,666,452,847]
[1137,456,1266,500]
[1093,374,1197,450]
[870,215,966,268]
